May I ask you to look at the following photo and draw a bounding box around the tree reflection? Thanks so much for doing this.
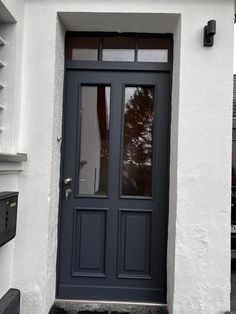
[122,87,154,196]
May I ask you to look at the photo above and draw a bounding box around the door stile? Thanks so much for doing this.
[105,83,123,278]
[108,83,123,201]
[152,74,171,291]
[59,71,81,283]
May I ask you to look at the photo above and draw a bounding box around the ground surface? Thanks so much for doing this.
[49,301,168,314]
[47,262,236,314]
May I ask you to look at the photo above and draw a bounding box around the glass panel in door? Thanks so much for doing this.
[121,86,155,197]
[78,85,111,196]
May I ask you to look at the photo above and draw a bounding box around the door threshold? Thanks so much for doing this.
[51,299,168,314]
[55,299,167,306]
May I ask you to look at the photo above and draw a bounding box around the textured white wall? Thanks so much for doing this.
[0,23,17,153]
[172,6,233,312]
[0,173,18,299]
[0,0,24,153]
[0,0,24,302]
[0,0,233,314]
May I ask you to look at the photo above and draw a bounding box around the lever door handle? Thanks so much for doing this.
[64,177,72,185]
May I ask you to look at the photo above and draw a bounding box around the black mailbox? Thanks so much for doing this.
[0,192,18,247]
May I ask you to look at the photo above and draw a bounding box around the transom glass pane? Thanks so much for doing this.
[103,36,135,49]
[122,86,155,197]
[68,36,100,61]
[137,37,169,62]
[72,48,98,61]
[103,49,134,62]
[66,33,171,63]
[137,49,168,62]
[78,86,110,195]
[102,36,135,61]
[138,37,171,49]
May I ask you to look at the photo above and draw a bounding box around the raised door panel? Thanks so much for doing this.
[72,209,107,277]
[118,209,152,279]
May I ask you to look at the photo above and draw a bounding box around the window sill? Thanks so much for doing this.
[0,153,27,173]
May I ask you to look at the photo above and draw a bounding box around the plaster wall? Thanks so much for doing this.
[0,173,18,299]
[0,0,233,314]
[0,22,18,153]
[0,0,24,153]
[0,0,24,302]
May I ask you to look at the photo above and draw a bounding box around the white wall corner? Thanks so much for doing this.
[45,15,65,313]
[167,14,181,314]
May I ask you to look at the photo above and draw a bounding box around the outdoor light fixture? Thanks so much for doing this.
[204,20,216,47]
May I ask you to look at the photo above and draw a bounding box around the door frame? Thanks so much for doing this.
[56,32,173,302]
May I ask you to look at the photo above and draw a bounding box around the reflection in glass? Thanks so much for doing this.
[72,48,98,61]
[68,36,100,60]
[102,36,135,62]
[79,86,110,195]
[122,87,154,197]
[137,49,168,62]
[137,37,169,62]
[103,49,134,62]
[137,36,171,49]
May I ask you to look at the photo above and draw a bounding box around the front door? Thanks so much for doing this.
[58,65,171,303]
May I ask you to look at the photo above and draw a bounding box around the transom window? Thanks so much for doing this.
[66,33,172,63]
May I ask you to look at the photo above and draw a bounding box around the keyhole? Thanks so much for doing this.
[5,211,8,229]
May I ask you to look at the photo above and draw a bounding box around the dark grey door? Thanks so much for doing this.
[58,69,170,303]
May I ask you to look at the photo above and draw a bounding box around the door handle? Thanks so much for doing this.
[64,177,72,185]
[63,177,72,200]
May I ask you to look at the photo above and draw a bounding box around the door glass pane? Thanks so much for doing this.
[122,87,154,197]
[79,86,110,196]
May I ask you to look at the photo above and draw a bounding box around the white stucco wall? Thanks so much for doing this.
[0,0,234,313]
[0,0,24,301]
[170,6,233,312]
[0,172,18,299]
[0,0,24,153]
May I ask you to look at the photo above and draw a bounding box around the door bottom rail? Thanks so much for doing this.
[49,300,168,314]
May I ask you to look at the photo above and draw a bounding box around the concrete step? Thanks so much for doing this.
[49,300,168,314]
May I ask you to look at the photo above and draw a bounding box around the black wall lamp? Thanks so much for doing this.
[204,20,216,47]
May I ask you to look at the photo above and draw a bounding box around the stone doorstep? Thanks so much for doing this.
[50,301,168,314]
